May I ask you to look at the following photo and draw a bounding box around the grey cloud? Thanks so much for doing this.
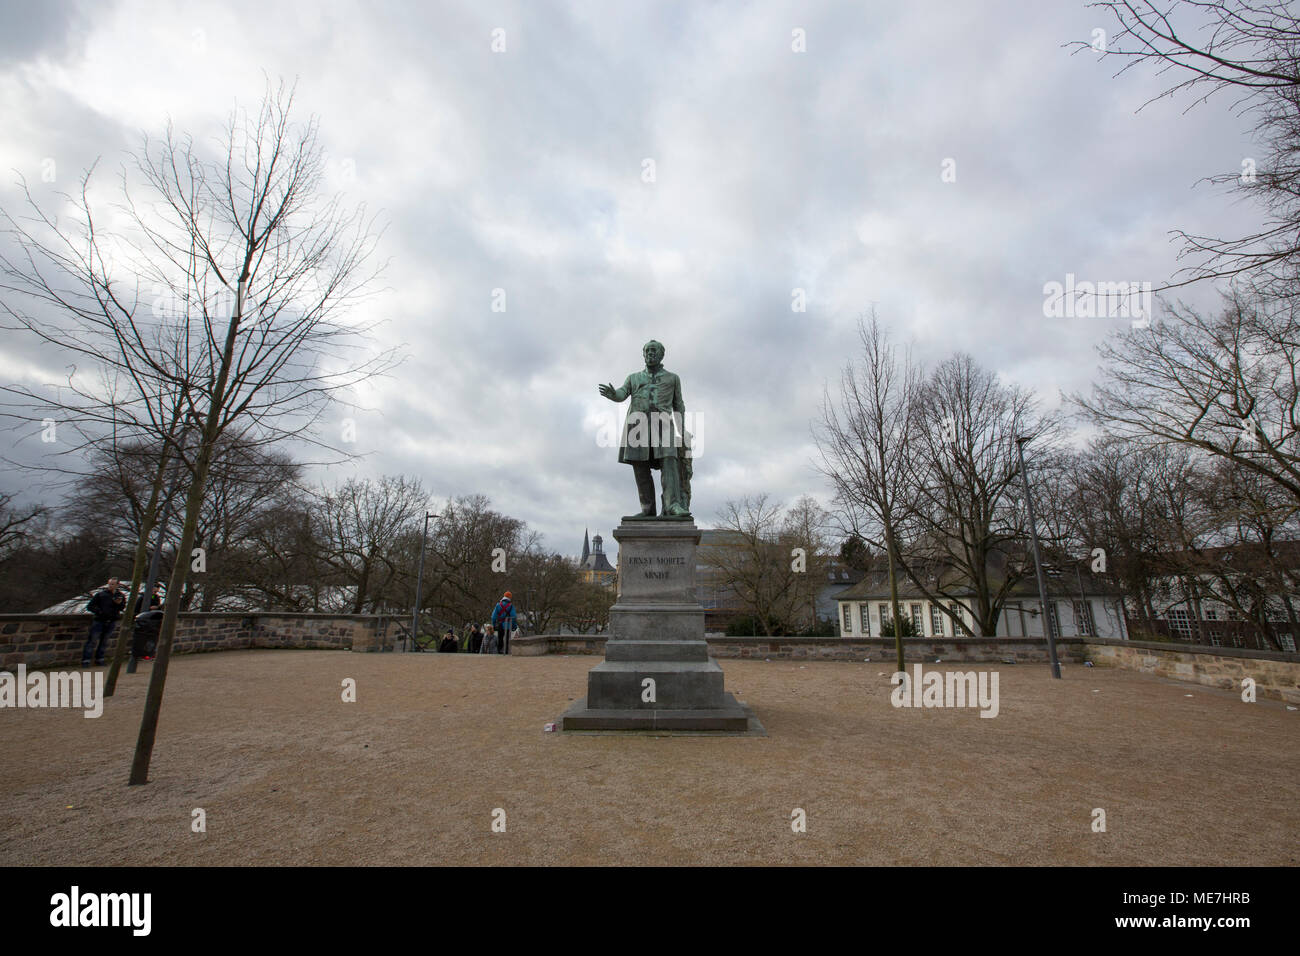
[0,0,1263,556]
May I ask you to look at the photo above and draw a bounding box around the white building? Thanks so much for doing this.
[834,562,1127,640]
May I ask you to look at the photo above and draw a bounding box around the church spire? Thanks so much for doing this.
[581,528,591,564]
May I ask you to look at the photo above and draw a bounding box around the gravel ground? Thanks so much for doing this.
[0,649,1295,866]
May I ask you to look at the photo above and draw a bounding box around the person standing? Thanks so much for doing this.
[437,629,459,653]
[134,583,162,615]
[133,607,164,661]
[469,623,483,654]
[491,591,517,655]
[82,578,126,667]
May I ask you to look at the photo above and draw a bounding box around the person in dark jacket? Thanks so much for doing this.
[133,609,164,661]
[134,584,162,615]
[81,578,126,667]
[468,624,484,654]
[437,629,459,653]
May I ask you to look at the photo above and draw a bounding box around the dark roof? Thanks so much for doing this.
[583,552,615,574]
[699,529,749,547]
[823,560,865,586]
[1152,539,1300,573]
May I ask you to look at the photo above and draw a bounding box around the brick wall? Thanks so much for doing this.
[0,613,405,670]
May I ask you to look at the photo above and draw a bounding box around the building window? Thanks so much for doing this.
[930,604,945,636]
[1168,607,1193,640]
[1281,633,1297,653]
[1206,627,1222,647]
[910,604,923,637]
[859,604,870,636]
[879,603,891,628]
[1204,607,1218,621]
[1004,602,1021,636]
[949,602,967,636]
[841,604,852,634]
[1073,600,1095,636]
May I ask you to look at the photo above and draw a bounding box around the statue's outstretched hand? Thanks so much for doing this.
[598,383,617,400]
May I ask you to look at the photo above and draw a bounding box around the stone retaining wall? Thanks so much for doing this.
[512,633,1090,663]
[9,616,1294,702]
[0,613,404,670]
[1082,637,1300,704]
[514,633,1300,702]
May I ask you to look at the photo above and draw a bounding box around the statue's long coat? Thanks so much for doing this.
[612,366,686,465]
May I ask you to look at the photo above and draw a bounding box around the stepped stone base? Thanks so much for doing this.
[559,692,763,734]
[557,519,764,736]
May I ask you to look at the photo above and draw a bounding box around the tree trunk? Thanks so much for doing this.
[127,434,217,784]
[353,561,371,615]
[105,439,175,696]
[129,276,244,786]
[886,523,903,675]
[104,542,149,697]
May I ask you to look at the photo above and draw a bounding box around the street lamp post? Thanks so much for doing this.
[1016,435,1061,679]
[411,512,438,652]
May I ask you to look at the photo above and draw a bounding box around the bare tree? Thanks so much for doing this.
[513,549,581,635]
[0,523,121,613]
[1152,452,1300,649]
[703,494,824,636]
[184,444,302,611]
[1073,292,1300,505]
[1064,436,1181,627]
[780,494,833,631]
[235,492,329,611]
[421,494,528,627]
[315,475,429,614]
[0,79,392,783]
[557,579,617,634]
[0,492,47,559]
[814,314,920,671]
[901,353,1058,637]
[1074,0,1300,293]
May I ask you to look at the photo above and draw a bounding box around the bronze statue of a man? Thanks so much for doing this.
[599,340,692,519]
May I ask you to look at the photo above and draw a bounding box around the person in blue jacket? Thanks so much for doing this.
[491,591,517,655]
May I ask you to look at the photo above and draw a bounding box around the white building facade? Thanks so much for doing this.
[835,576,1128,640]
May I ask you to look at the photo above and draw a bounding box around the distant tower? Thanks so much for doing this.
[580,530,616,587]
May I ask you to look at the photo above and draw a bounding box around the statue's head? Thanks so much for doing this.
[642,340,665,365]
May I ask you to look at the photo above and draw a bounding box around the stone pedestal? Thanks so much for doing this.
[559,520,763,734]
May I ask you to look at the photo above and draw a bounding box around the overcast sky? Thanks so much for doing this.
[0,0,1263,559]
